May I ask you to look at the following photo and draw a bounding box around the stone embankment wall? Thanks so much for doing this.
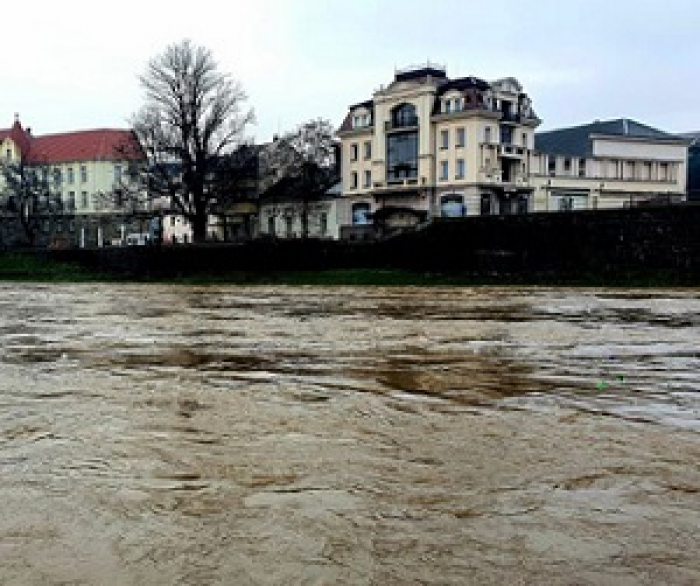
[47,204,700,283]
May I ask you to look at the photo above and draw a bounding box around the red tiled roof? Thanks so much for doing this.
[0,120,32,157]
[28,129,144,164]
[0,120,144,164]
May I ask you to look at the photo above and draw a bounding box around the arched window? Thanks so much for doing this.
[391,103,417,128]
[352,202,371,225]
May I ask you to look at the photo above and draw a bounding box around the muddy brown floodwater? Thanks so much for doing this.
[0,284,699,585]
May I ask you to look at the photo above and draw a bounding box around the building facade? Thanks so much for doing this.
[533,120,688,211]
[0,117,146,247]
[337,65,689,238]
[337,65,541,234]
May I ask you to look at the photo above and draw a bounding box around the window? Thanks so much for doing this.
[319,213,328,236]
[626,161,635,179]
[440,129,449,150]
[558,196,574,211]
[563,158,571,173]
[352,202,371,225]
[364,141,371,160]
[522,133,528,148]
[350,143,358,162]
[5,148,11,160]
[548,157,556,176]
[81,191,88,208]
[500,126,513,145]
[67,192,75,211]
[578,159,586,177]
[391,103,417,128]
[480,194,492,215]
[285,216,293,238]
[440,161,449,181]
[456,128,465,148]
[267,215,275,236]
[53,168,62,185]
[456,159,465,180]
[445,99,452,114]
[350,171,358,189]
[387,131,418,182]
[484,126,492,144]
[67,167,74,184]
[80,165,88,183]
[517,195,529,214]
[441,194,465,217]
[352,113,371,129]
[363,170,371,188]
[171,216,176,227]
[659,162,668,180]
[114,164,122,183]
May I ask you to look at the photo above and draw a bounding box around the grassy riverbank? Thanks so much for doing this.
[0,252,110,282]
[0,251,695,287]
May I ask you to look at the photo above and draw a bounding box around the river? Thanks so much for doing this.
[0,284,698,585]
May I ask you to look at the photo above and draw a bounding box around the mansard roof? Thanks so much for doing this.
[535,118,685,157]
[436,75,491,95]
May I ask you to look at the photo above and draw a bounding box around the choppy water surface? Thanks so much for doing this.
[0,284,698,585]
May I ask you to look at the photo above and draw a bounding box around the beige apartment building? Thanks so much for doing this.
[337,65,688,237]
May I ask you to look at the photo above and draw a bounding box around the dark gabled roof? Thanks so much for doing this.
[535,118,684,157]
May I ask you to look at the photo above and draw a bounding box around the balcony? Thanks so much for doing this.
[498,144,527,158]
[479,171,529,188]
[500,110,521,124]
[372,177,424,198]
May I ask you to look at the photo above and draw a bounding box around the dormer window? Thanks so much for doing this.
[352,113,372,129]
[443,97,464,114]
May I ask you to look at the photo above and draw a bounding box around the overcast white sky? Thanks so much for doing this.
[1,0,698,141]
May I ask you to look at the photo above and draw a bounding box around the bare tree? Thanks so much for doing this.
[262,118,338,238]
[132,39,255,243]
[0,159,66,247]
